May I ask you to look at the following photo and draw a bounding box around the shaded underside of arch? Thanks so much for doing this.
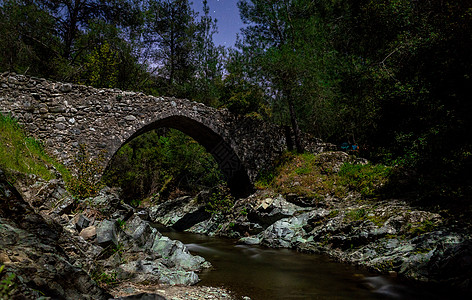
[108,115,253,198]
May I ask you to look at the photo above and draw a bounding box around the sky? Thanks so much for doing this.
[191,0,245,47]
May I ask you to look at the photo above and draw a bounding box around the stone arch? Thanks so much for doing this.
[106,115,254,198]
[0,73,332,201]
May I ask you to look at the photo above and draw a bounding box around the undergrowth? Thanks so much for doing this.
[256,151,392,200]
[0,113,71,182]
[68,144,105,199]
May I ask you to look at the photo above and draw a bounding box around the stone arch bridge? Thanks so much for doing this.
[0,73,332,197]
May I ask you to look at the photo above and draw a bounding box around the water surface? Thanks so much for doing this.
[160,228,456,300]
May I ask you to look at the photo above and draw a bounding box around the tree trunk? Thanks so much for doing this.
[286,89,303,153]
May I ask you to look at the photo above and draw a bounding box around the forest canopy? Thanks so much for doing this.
[1,0,471,204]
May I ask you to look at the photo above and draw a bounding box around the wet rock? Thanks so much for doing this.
[151,236,209,271]
[124,214,160,249]
[239,236,261,245]
[187,214,225,236]
[258,213,311,248]
[116,260,200,286]
[247,195,309,228]
[149,196,210,230]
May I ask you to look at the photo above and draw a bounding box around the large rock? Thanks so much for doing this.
[151,236,209,271]
[148,196,210,230]
[0,170,111,299]
[258,213,311,248]
[96,219,118,247]
[116,259,200,286]
[124,214,160,249]
[247,195,308,228]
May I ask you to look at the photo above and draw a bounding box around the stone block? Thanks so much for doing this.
[76,214,91,231]
[96,220,118,247]
[79,226,96,241]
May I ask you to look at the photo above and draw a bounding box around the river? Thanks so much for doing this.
[158,227,452,300]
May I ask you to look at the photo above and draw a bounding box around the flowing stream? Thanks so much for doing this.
[158,228,451,300]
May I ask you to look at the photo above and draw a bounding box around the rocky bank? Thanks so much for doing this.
[0,170,233,299]
[2,150,472,299]
[147,153,472,295]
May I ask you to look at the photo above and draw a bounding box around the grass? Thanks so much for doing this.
[0,113,71,183]
[256,151,392,200]
[338,163,392,198]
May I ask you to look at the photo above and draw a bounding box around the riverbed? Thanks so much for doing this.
[158,228,452,300]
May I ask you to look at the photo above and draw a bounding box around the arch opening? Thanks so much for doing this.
[104,116,253,200]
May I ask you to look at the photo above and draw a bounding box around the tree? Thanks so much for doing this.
[0,0,148,89]
[237,0,309,152]
[0,0,59,75]
[192,0,225,105]
[39,0,139,59]
[145,0,198,96]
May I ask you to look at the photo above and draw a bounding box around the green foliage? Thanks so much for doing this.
[0,0,59,76]
[0,265,17,299]
[261,152,392,200]
[407,220,437,237]
[205,183,234,215]
[345,209,367,221]
[338,163,392,198]
[91,269,117,287]
[234,0,472,204]
[0,113,70,182]
[255,151,295,189]
[81,42,119,88]
[145,0,198,95]
[104,129,223,203]
[0,0,149,90]
[116,219,126,230]
[271,152,343,199]
[0,0,470,205]
[68,144,105,199]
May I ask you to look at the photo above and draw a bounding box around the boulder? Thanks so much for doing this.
[151,236,208,271]
[79,226,97,241]
[247,195,308,228]
[258,213,311,248]
[124,214,160,249]
[76,214,91,231]
[96,219,118,247]
[116,260,200,286]
[148,196,210,230]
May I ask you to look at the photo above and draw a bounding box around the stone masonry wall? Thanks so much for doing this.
[0,73,332,196]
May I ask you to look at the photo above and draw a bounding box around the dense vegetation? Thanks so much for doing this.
[255,151,392,201]
[1,0,471,204]
[0,113,69,182]
[103,129,223,204]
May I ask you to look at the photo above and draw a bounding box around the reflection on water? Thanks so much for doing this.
[158,228,456,300]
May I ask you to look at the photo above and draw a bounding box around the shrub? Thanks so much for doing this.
[205,183,234,215]
[338,163,392,198]
[0,265,16,298]
[68,144,105,199]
